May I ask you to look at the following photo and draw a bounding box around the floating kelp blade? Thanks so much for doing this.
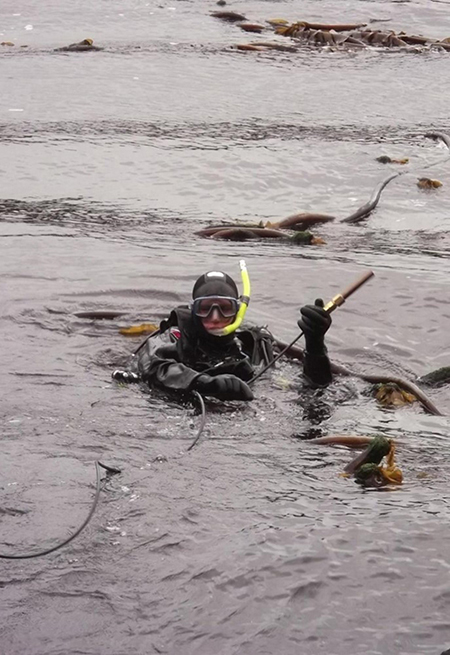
[236,44,266,52]
[266,18,289,27]
[341,173,400,224]
[211,11,247,22]
[239,24,265,33]
[278,21,368,35]
[54,38,103,52]
[197,221,326,244]
[120,323,159,337]
[200,226,286,239]
[210,228,259,240]
[274,212,335,230]
[309,435,375,448]
[247,41,298,52]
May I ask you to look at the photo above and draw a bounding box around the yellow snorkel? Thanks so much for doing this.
[219,259,250,336]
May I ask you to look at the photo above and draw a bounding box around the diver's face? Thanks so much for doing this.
[201,307,235,333]
[193,295,238,333]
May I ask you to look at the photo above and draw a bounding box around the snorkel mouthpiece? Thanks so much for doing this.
[211,260,250,336]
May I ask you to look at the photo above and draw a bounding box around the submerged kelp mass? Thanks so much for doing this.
[1,0,450,653]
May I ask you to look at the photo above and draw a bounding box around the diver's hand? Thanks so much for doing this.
[194,374,254,401]
[297,298,331,354]
[112,370,140,383]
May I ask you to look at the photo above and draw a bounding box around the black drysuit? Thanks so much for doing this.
[129,306,332,394]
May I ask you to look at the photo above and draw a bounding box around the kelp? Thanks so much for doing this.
[271,337,443,416]
[376,156,409,165]
[54,38,103,52]
[222,11,450,53]
[274,23,450,51]
[197,213,333,244]
[418,366,450,388]
[211,11,247,22]
[417,177,443,189]
[309,435,403,487]
[271,212,335,230]
[197,224,325,245]
[374,383,417,408]
[239,24,265,34]
[119,323,158,337]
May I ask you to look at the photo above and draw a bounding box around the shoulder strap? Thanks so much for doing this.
[237,326,275,366]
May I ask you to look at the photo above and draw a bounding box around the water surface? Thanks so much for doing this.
[1,1,450,653]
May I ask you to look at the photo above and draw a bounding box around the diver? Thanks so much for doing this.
[112,261,332,401]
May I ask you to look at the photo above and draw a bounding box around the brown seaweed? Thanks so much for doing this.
[308,435,375,448]
[418,366,450,388]
[417,177,443,189]
[54,38,103,52]
[374,383,417,407]
[239,24,265,33]
[275,212,335,230]
[274,22,450,52]
[196,224,260,236]
[210,228,259,240]
[376,156,409,165]
[210,227,285,239]
[236,44,267,52]
[300,22,368,31]
[248,41,298,52]
[211,11,247,22]
[272,337,443,416]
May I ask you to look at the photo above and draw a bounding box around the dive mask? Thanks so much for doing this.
[192,296,239,319]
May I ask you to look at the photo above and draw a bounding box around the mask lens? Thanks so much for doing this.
[216,298,237,317]
[194,297,238,318]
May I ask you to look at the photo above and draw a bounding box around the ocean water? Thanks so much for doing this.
[1,1,450,653]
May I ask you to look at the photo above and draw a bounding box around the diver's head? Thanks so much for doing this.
[192,271,239,335]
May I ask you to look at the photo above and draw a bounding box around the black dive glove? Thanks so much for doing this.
[112,370,140,383]
[297,298,332,355]
[194,374,254,401]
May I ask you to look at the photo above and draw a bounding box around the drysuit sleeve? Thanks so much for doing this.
[298,300,333,388]
[130,337,202,392]
[302,350,332,388]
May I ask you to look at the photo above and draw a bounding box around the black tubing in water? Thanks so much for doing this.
[187,391,207,451]
[0,461,120,560]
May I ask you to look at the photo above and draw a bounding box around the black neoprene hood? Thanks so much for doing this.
[192,271,239,299]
